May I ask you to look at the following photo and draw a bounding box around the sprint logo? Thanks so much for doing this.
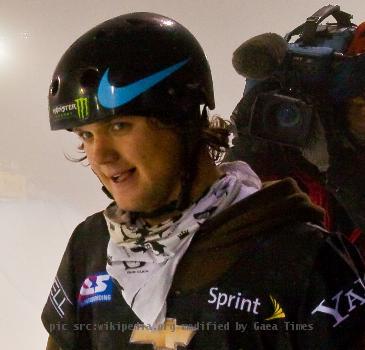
[77,272,113,307]
[207,287,261,315]
[265,295,286,320]
[207,287,287,321]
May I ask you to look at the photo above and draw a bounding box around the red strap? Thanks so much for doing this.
[292,171,332,230]
[346,22,365,55]
[349,228,363,243]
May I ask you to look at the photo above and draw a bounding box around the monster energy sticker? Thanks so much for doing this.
[75,98,89,120]
[52,98,90,120]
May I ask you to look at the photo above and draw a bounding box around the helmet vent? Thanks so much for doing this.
[49,78,59,96]
[168,88,176,96]
[80,68,100,88]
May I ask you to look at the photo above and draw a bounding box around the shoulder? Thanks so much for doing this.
[76,210,108,231]
[265,221,363,271]
[236,220,365,305]
[267,221,327,252]
[67,210,109,249]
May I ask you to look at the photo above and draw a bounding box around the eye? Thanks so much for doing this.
[77,130,93,141]
[110,120,131,131]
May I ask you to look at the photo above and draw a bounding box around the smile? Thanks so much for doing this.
[110,168,136,183]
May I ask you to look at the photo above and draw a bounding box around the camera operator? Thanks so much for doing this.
[226,12,365,255]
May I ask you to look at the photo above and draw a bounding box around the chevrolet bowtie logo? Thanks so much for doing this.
[130,318,196,350]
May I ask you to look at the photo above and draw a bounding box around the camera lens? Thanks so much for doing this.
[273,103,301,128]
[250,92,313,148]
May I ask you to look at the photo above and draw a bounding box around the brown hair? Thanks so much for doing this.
[201,114,231,163]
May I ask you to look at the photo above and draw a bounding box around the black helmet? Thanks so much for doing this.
[48,12,215,130]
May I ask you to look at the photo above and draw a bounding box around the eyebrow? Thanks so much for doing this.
[72,116,135,132]
[72,120,109,132]
[72,127,90,133]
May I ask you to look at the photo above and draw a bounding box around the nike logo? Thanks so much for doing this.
[97,58,190,109]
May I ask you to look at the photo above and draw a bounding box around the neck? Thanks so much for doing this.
[144,149,222,226]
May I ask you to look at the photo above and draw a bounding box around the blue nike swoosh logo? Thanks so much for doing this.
[97,58,190,109]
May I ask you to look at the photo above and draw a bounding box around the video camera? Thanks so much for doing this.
[233,5,365,148]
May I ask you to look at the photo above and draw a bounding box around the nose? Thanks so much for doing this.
[89,134,120,165]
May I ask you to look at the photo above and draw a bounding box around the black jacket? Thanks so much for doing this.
[42,178,365,349]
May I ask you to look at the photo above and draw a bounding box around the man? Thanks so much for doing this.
[42,12,365,350]
[226,15,365,255]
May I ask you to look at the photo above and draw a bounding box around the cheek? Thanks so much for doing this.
[83,149,95,168]
[139,140,183,179]
[81,146,100,175]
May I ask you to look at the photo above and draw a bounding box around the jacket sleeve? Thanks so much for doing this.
[41,225,82,350]
[46,335,62,350]
[297,230,365,349]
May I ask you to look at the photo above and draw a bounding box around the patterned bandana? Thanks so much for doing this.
[104,161,261,327]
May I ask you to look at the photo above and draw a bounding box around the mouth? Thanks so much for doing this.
[110,168,136,183]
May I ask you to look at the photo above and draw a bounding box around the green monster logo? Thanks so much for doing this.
[75,98,89,120]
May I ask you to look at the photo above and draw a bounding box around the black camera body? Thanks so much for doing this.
[246,5,358,148]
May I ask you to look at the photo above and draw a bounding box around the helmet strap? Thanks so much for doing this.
[102,185,114,200]
[176,105,207,210]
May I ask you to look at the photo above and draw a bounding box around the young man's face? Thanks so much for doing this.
[74,116,184,213]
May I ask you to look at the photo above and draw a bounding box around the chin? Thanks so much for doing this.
[114,200,135,212]
[113,197,146,213]
[111,185,178,214]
